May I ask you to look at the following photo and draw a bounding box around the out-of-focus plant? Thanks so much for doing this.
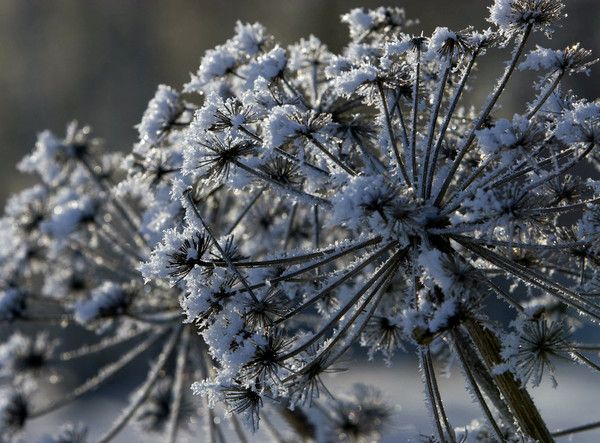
[1,0,600,441]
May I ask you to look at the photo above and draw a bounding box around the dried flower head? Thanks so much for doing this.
[1,1,600,442]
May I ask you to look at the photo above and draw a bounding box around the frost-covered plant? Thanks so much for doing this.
[0,126,380,442]
[2,0,600,442]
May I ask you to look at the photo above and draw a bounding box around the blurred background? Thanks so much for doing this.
[1,1,600,441]
[1,0,599,206]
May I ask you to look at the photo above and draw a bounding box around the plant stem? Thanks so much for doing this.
[464,319,554,442]
[552,420,600,438]
[435,24,533,207]
[378,82,412,185]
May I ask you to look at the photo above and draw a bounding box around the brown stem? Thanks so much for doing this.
[463,319,554,442]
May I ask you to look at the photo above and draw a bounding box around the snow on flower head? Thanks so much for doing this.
[18,130,67,187]
[264,104,305,149]
[4,185,49,237]
[18,122,97,187]
[137,84,183,147]
[42,191,98,240]
[555,100,600,145]
[328,61,378,97]
[243,46,287,88]
[488,0,565,34]
[231,21,270,57]
[74,281,132,325]
[426,27,465,59]
[184,45,237,93]
[0,332,55,376]
[289,35,331,72]
[519,43,597,75]
[341,8,374,40]
[341,6,415,41]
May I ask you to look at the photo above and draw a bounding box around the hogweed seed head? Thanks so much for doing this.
[1,1,600,442]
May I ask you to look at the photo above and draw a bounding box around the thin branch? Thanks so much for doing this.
[427,47,481,198]
[233,160,332,208]
[420,349,448,443]
[273,241,396,325]
[410,47,422,186]
[278,247,400,360]
[96,326,181,443]
[456,238,600,321]
[166,327,191,443]
[527,70,564,120]
[434,24,533,206]
[30,328,168,418]
[58,327,151,361]
[305,134,357,176]
[185,189,260,303]
[426,349,455,443]
[226,187,265,235]
[552,420,600,438]
[377,82,412,185]
[421,58,451,198]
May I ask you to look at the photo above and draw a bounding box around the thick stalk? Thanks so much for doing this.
[464,319,553,442]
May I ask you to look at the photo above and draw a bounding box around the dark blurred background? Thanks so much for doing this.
[0,0,599,205]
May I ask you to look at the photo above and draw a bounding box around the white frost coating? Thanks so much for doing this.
[519,46,563,71]
[4,185,48,221]
[330,64,378,96]
[184,45,237,92]
[488,0,565,34]
[384,38,413,56]
[427,299,457,333]
[2,2,599,441]
[137,85,182,146]
[487,0,515,30]
[244,47,287,88]
[418,248,453,293]
[231,21,267,57]
[340,8,374,39]
[139,226,204,284]
[42,192,96,240]
[18,130,65,187]
[74,282,129,325]
[190,92,220,132]
[555,100,600,144]
[426,27,457,58]
[341,6,412,41]
[475,114,542,163]
[264,104,304,149]
[0,332,54,376]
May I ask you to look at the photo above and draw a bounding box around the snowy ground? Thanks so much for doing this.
[23,358,600,442]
